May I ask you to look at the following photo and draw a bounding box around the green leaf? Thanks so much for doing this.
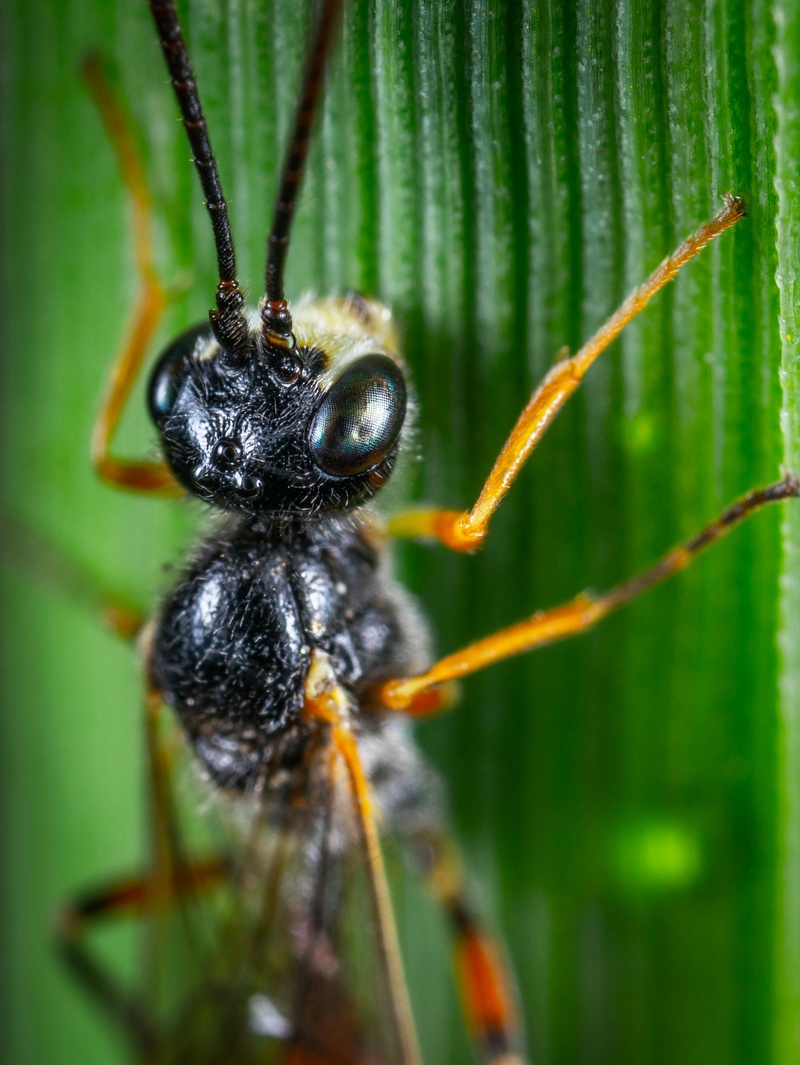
[1,1,798,1063]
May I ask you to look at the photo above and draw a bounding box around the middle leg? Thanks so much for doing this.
[379,473,799,713]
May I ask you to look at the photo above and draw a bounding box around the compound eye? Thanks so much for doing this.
[147,323,211,426]
[309,354,407,477]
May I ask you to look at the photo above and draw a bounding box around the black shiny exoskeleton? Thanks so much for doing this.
[145,286,417,790]
[148,323,407,516]
[149,508,420,791]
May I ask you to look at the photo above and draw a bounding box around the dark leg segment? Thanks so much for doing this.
[57,857,227,1059]
[57,685,227,1055]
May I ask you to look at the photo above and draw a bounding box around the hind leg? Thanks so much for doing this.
[403,829,525,1065]
[371,722,525,1064]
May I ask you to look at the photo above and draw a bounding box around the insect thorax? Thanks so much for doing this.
[147,511,431,790]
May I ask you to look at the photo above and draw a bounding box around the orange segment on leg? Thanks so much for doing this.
[331,723,422,1065]
[82,56,180,497]
[416,833,524,1064]
[380,593,606,711]
[380,473,799,713]
[302,650,422,1065]
[389,196,747,552]
[91,276,177,495]
[455,923,521,1062]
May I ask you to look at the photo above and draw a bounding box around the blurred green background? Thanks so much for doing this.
[2,0,800,1062]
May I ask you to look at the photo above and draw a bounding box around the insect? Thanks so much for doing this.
[4,2,796,1065]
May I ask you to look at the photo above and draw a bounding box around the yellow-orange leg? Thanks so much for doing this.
[380,474,799,712]
[388,196,746,552]
[417,836,524,1065]
[304,653,422,1065]
[82,55,180,496]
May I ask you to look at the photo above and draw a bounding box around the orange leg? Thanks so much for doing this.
[379,474,799,713]
[304,653,422,1065]
[388,196,746,551]
[82,56,180,497]
[307,655,523,1063]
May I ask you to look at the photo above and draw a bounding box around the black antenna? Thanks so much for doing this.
[149,0,249,358]
[260,0,342,350]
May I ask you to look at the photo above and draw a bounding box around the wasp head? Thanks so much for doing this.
[147,303,408,516]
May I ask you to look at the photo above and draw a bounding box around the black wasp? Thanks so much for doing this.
[55,1,799,1063]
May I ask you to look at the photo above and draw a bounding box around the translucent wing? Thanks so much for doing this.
[152,719,420,1065]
